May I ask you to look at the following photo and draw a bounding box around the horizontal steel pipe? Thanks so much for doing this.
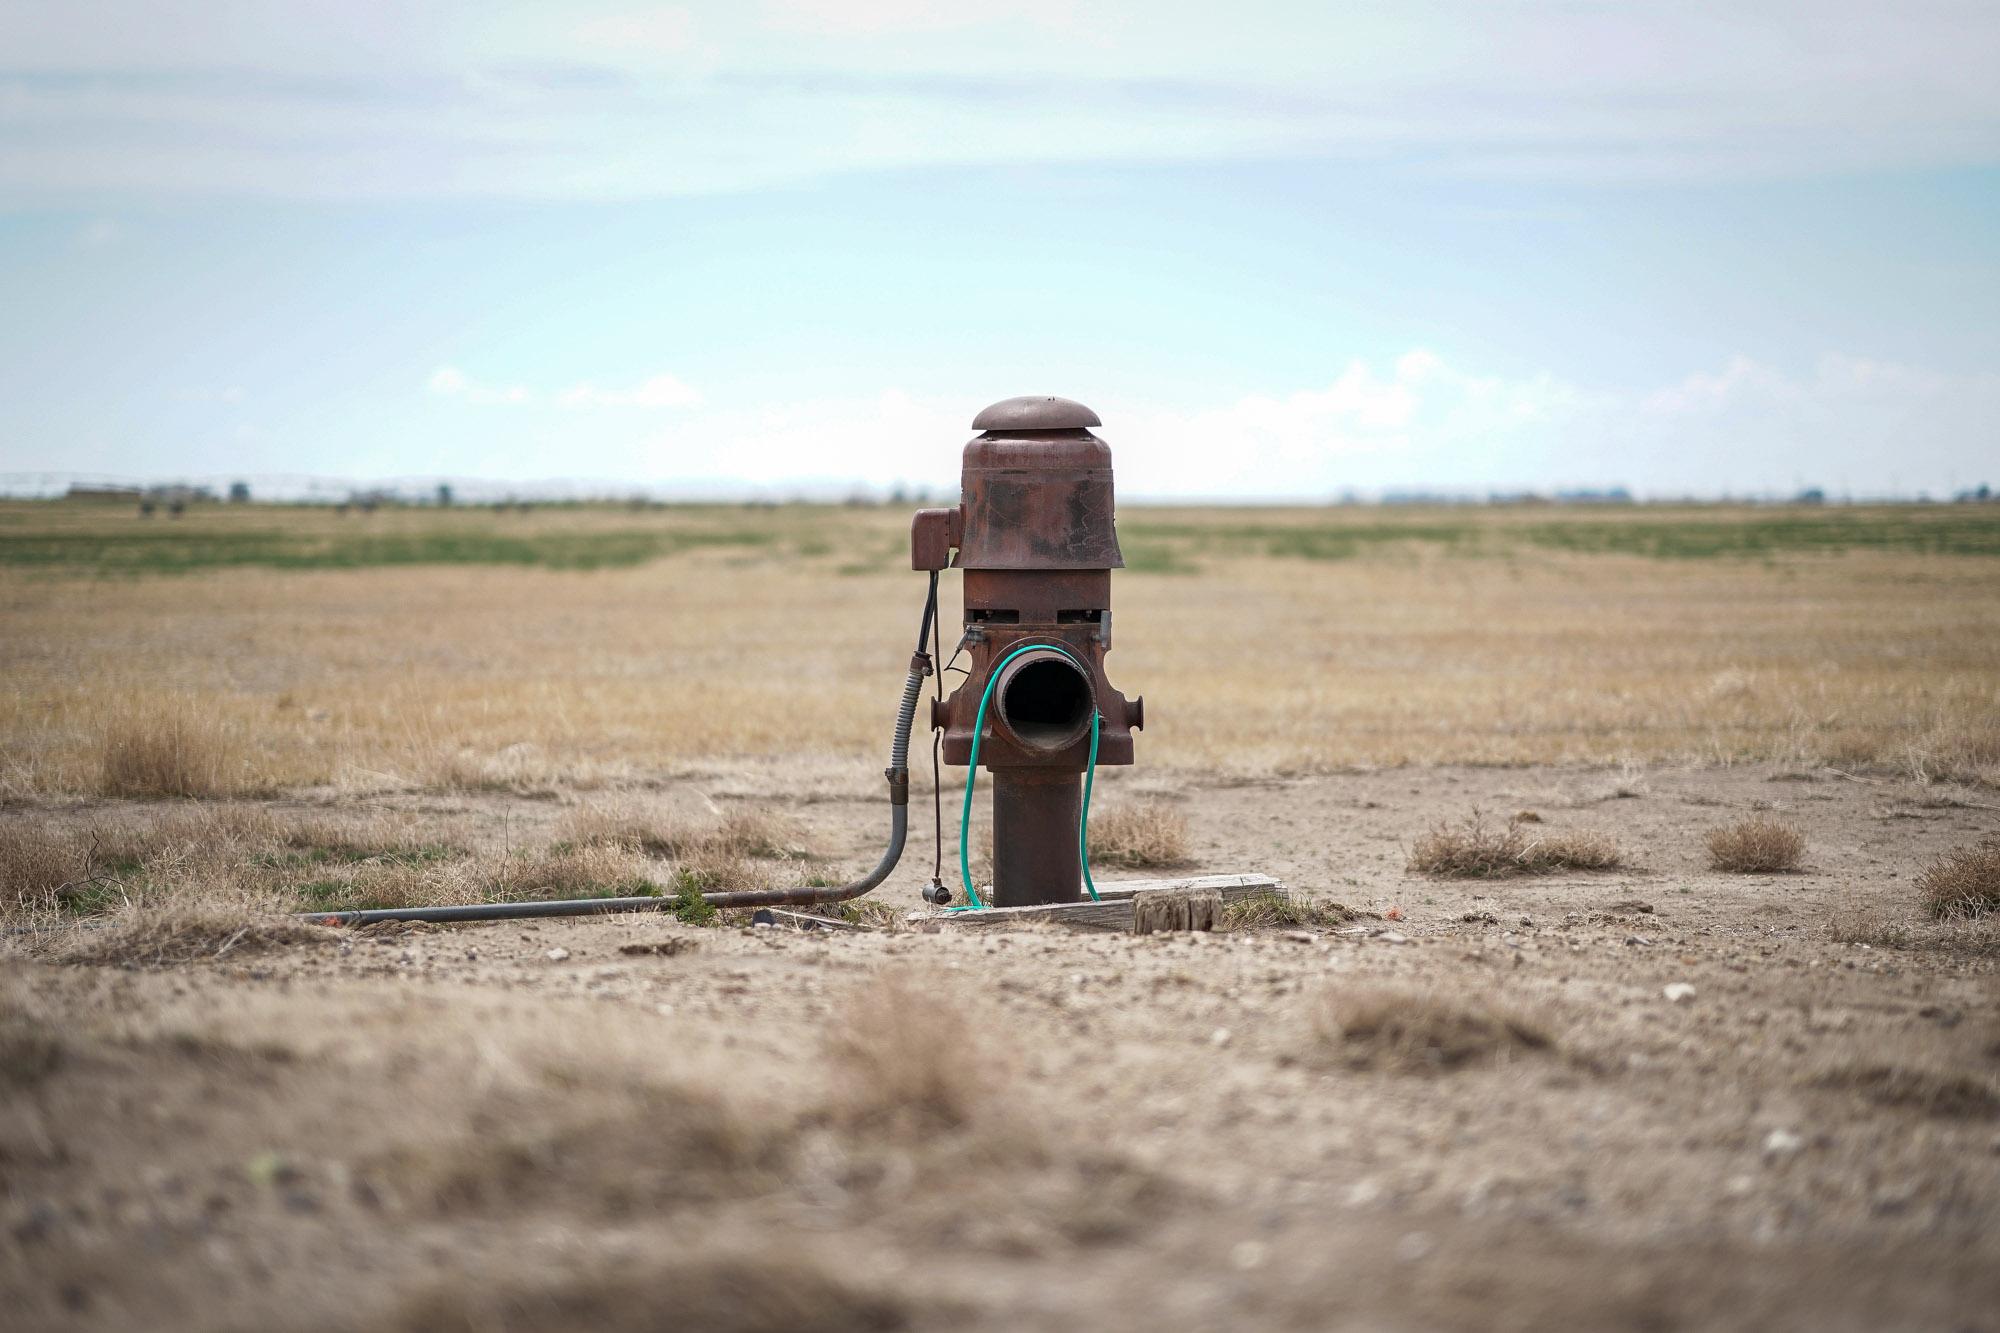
[297,804,906,927]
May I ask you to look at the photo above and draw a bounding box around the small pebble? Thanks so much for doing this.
[546,947,570,962]
[1663,982,1697,1003]
[1763,1128,1805,1160]
[1210,1027,1233,1047]
[1378,931,1411,945]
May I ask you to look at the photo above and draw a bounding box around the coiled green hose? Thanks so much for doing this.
[957,641,1102,910]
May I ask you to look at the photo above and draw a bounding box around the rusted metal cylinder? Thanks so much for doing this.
[994,647,1095,752]
[991,770,1083,907]
[914,395,1143,907]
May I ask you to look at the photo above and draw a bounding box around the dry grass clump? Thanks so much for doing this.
[262,813,462,866]
[562,801,809,860]
[56,899,335,967]
[1811,1061,2000,1119]
[0,986,65,1090]
[1220,888,1360,931]
[1916,842,2000,919]
[489,841,657,901]
[1088,800,1193,869]
[2,805,296,923]
[1307,983,1555,1073]
[1827,904,1915,949]
[96,708,247,798]
[393,1253,910,1333]
[1407,811,1621,877]
[0,824,97,915]
[829,969,1007,1131]
[1706,817,1807,872]
[423,1082,782,1217]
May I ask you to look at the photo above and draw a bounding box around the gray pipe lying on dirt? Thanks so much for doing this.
[297,654,925,928]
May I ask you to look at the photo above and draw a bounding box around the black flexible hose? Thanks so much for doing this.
[297,596,934,928]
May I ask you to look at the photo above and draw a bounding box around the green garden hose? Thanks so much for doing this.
[957,641,1102,910]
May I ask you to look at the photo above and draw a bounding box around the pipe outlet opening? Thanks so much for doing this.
[997,652,1095,751]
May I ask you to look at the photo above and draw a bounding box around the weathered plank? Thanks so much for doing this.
[908,873,1282,932]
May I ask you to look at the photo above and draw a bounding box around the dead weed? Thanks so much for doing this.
[1812,1061,2000,1119]
[1916,841,2000,920]
[392,1253,910,1333]
[1706,817,1806,872]
[1307,983,1555,1073]
[1408,810,1620,877]
[1220,888,1361,931]
[1089,800,1193,869]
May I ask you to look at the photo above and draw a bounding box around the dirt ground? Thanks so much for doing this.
[4,762,1998,1331]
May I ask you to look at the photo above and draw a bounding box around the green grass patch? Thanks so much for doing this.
[252,844,461,871]
[482,876,662,906]
[1520,513,2000,559]
[667,874,720,925]
[0,522,776,575]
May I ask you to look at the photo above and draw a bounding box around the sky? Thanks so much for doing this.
[1,1,1996,500]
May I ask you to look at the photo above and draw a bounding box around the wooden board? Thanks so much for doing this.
[1132,889,1221,935]
[907,874,1283,932]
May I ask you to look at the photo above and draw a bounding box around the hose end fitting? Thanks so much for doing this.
[885,767,910,806]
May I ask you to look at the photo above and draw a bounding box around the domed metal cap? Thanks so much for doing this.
[971,395,1101,431]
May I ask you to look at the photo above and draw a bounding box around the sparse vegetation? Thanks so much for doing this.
[391,1254,911,1333]
[668,875,720,925]
[1812,1062,2000,1119]
[486,842,658,903]
[1408,811,1621,877]
[1827,904,1914,949]
[562,802,810,861]
[829,969,1005,1131]
[420,1081,777,1218]
[1306,983,1555,1073]
[3,502,1998,794]
[1706,817,1806,872]
[1219,888,1360,930]
[56,900,336,967]
[1915,841,2000,919]
[1088,800,1193,868]
[97,708,243,798]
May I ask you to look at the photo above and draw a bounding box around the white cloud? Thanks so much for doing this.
[431,366,701,411]
[605,350,1994,498]
[558,373,702,409]
[427,365,531,405]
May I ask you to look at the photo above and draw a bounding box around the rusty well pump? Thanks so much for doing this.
[913,396,1143,908]
[301,393,1138,929]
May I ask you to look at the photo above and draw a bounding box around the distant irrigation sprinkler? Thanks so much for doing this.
[302,395,1141,927]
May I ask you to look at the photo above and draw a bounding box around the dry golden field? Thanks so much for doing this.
[4,498,1999,1331]
[2,499,1997,800]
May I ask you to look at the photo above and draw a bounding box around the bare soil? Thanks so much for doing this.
[5,762,1998,1331]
